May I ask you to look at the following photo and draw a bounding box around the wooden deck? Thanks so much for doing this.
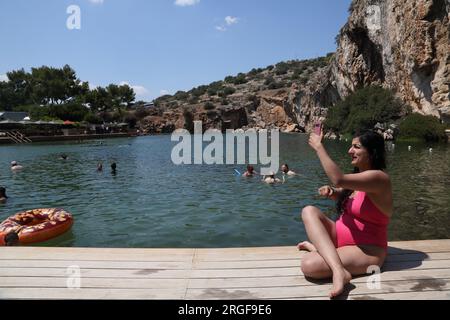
[0,239,449,300]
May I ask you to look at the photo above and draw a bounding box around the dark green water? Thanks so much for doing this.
[0,134,448,248]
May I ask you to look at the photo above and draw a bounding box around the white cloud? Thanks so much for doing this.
[120,81,150,99]
[215,16,239,32]
[174,0,200,7]
[225,16,238,25]
[0,74,8,82]
[88,0,104,4]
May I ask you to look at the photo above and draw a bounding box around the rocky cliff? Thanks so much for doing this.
[333,0,450,122]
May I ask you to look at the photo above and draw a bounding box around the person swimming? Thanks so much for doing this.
[97,163,103,172]
[60,154,68,160]
[263,171,281,184]
[111,162,117,174]
[281,164,297,176]
[243,165,257,177]
[0,187,7,204]
[10,161,23,171]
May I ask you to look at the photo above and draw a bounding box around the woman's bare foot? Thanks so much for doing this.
[297,241,317,252]
[330,268,352,298]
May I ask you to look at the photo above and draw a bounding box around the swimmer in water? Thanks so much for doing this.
[60,154,68,160]
[243,165,257,177]
[263,171,281,184]
[10,161,23,172]
[111,162,117,174]
[0,187,8,204]
[281,164,297,176]
[97,163,103,172]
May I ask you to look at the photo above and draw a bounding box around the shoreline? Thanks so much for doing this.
[0,132,138,145]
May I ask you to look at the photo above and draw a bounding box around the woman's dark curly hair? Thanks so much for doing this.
[336,130,387,215]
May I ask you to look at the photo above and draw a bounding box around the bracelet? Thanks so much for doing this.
[329,187,335,196]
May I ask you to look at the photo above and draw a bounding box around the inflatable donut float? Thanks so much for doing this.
[0,208,73,245]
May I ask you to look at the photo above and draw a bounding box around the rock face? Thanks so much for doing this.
[333,0,450,120]
[290,0,450,131]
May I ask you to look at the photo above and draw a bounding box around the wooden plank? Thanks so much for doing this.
[281,290,450,300]
[0,267,191,279]
[0,260,192,270]
[0,247,194,262]
[0,260,448,280]
[188,268,450,289]
[2,268,449,290]
[185,278,450,300]
[0,277,188,289]
[387,240,450,254]
[0,288,186,300]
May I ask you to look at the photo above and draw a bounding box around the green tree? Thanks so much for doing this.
[325,86,404,134]
[399,114,447,142]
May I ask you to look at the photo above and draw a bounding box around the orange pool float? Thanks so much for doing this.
[0,208,73,245]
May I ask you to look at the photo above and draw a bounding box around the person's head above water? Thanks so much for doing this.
[281,164,289,173]
[4,231,19,246]
[349,130,386,172]
[0,187,7,198]
[11,161,18,167]
[246,165,254,173]
[111,162,117,170]
[60,154,68,160]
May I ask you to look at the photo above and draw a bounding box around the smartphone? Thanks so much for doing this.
[314,122,322,135]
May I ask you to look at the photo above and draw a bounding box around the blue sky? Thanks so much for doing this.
[0,0,352,101]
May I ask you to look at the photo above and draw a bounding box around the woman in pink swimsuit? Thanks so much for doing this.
[298,130,393,298]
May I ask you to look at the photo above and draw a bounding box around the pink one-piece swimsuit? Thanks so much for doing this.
[335,191,390,249]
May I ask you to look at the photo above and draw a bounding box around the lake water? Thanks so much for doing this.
[0,134,449,248]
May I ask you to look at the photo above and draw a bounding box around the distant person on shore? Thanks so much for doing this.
[10,161,23,172]
[263,171,281,184]
[111,162,117,175]
[243,165,257,177]
[0,187,8,203]
[4,231,19,246]
[97,163,103,172]
[281,164,297,176]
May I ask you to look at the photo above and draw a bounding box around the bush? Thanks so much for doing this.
[233,73,248,85]
[204,102,216,110]
[264,76,275,86]
[83,112,103,124]
[134,106,150,119]
[224,87,236,96]
[49,102,89,122]
[275,62,289,75]
[174,91,189,101]
[398,113,447,142]
[324,86,404,134]
[207,88,218,96]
